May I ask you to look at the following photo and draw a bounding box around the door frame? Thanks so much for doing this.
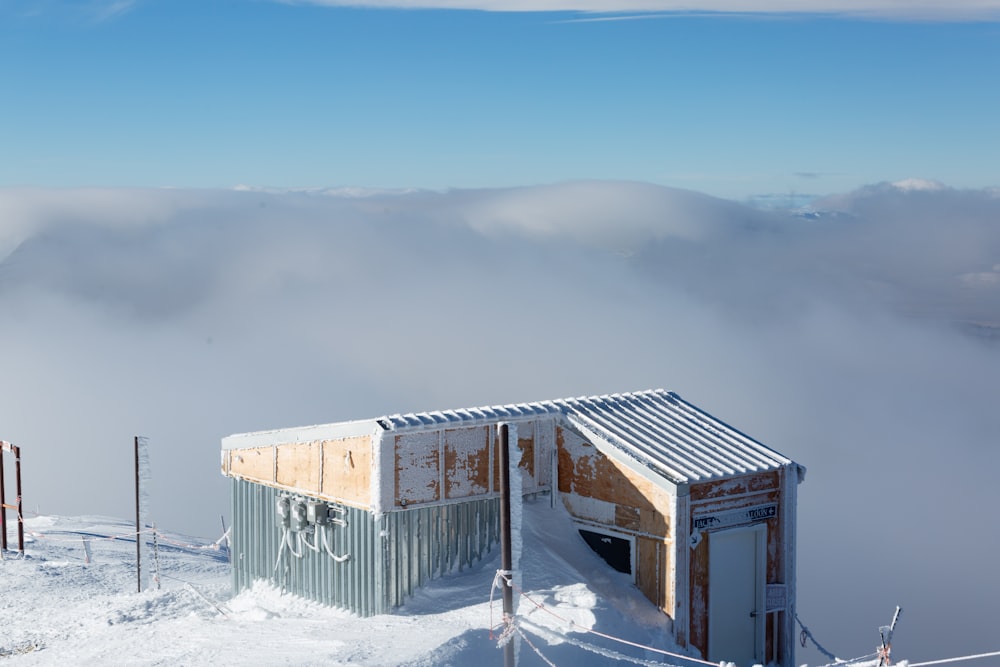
[707,522,767,664]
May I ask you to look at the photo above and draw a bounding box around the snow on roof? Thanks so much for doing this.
[378,401,559,430]
[554,389,792,484]
[379,388,793,485]
[223,389,794,485]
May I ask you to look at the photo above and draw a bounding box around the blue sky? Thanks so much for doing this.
[2,0,999,200]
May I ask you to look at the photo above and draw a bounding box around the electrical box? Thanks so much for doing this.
[276,496,291,528]
[290,500,308,532]
[306,501,329,526]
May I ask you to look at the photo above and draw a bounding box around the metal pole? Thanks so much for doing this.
[134,436,142,593]
[1,441,7,552]
[13,445,23,556]
[498,423,515,667]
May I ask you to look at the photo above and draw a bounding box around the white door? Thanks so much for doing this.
[708,524,766,666]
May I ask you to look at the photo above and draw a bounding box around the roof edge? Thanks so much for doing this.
[222,418,383,450]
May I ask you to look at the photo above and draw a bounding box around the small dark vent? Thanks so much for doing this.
[579,529,631,575]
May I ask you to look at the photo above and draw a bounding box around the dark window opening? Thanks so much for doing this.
[579,529,631,575]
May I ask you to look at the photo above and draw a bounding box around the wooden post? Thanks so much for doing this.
[134,436,142,593]
[498,423,515,667]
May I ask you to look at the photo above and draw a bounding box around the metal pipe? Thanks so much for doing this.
[14,445,22,555]
[499,423,515,667]
[1,440,7,552]
[134,436,142,593]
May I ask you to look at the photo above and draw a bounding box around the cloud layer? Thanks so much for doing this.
[288,0,1000,21]
[1,181,998,662]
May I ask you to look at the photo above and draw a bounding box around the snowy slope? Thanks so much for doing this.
[2,501,708,667]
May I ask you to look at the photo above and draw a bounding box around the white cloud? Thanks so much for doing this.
[284,0,1000,21]
[2,181,999,661]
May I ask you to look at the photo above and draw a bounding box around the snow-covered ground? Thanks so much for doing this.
[2,500,712,667]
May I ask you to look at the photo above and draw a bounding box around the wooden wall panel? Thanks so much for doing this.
[690,471,779,501]
[276,442,321,492]
[444,427,490,499]
[491,422,541,492]
[636,537,672,613]
[227,446,275,483]
[686,469,791,662]
[395,432,440,506]
[556,426,672,539]
[517,421,536,480]
[689,536,709,658]
[322,436,371,506]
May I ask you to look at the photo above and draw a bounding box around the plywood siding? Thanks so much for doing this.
[444,427,490,499]
[225,436,373,508]
[690,471,779,501]
[687,470,790,661]
[227,446,275,482]
[636,537,673,613]
[491,421,549,493]
[276,442,322,491]
[517,421,536,479]
[556,425,676,621]
[322,436,372,506]
[395,432,441,506]
[689,534,709,657]
[556,426,672,539]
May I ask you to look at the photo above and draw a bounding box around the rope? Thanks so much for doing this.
[810,652,878,667]
[488,569,513,641]
[516,625,558,667]
[520,618,698,667]
[907,651,1000,666]
[795,610,840,662]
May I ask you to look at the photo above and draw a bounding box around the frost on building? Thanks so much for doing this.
[221,388,806,666]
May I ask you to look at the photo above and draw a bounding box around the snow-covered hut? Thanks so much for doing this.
[221,388,805,666]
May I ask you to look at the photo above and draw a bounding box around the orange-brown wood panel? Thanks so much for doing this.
[395,432,441,506]
[690,489,780,517]
[518,434,535,480]
[615,504,641,531]
[557,426,672,538]
[690,471,779,501]
[492,433,500,492]
[228,446,276,483]
[276,442,322,492]
[636,537,673,614]
[636,537,660,609]
[766,517,781,582]
[444,427,490,499]
[321,436,371,506]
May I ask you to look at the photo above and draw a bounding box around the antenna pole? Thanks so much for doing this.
[499,423,515,667]
[134,436,142,593]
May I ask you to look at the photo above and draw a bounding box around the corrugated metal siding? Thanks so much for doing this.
[383,498,501,606]
[231,478,500,615]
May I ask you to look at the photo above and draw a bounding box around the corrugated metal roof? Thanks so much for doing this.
[555,389,792,484]
[379,401,560,430]
[379,388,792,485]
